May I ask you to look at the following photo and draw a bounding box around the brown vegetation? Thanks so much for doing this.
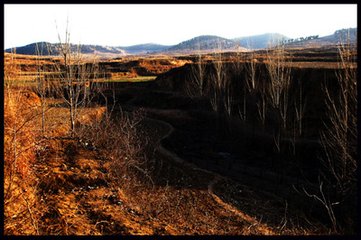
[4,89,42,234]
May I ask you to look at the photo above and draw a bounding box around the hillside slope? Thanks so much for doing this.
[234,33,289,49]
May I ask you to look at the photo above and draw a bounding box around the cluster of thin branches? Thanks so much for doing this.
[266,42,292,131]
[4,87,42,235]
[42,19,100,136]
[316,34,357,232]
[186,41,233,121]
[187,41,206,98]
[76,108,153,187]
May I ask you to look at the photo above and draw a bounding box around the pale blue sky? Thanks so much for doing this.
[4,4,357,49]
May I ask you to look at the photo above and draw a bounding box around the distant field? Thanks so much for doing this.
[4,79,38,87]
[101,76,157,82]
[4,75,157,87]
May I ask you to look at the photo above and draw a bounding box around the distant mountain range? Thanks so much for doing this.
[121,43,171,55]
[166,35,242,53]
[5,28,357,56]
[233,33,289,49]
[284,28,357,48]
[5,42,127,56]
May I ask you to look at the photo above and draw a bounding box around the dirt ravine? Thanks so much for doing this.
[33,108,319,235]
[145,117,276,235]
[33,114,269,235]
[207,175,274,235]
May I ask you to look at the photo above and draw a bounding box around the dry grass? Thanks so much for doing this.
[75,108,152,188]
[3,86,333,235]
[4,88,43,235]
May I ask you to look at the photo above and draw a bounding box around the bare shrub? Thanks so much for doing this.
[76,108,153,187]
[4,49,45,235]
[4,88,42,235]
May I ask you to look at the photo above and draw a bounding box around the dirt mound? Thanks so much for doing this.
[98,58,190,77]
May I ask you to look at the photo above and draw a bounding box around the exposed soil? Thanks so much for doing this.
[29,102,328,235]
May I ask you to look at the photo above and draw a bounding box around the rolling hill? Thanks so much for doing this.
[5,28,357,56]
[284,28,357,48]
[5,42,170,56]
[233,33,289,49]
[5,42,126,56]
[165,35,241,53]
[121,43,170,55]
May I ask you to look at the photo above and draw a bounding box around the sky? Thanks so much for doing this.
[4,4,357,49]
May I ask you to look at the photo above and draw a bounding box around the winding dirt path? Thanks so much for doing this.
[207,175,275,235]
[34,106,287,235]
[146,116,275,235]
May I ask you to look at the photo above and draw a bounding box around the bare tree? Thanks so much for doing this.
[233,46,247,121]
[294,80,307,137]
[301,32,357,233]
[210,40,230,116]
[210,44,223,113]
[256,78,267,127]
[290,79,307,157]
[51,19,99,136]
[265,41,292,180]
[241,49,258,123]
[320,32,357,198]
[266,42,292,130]
[34,42,52,136]
[245,53,257,91]
[223,70,232,118]
[187,41,206,98]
